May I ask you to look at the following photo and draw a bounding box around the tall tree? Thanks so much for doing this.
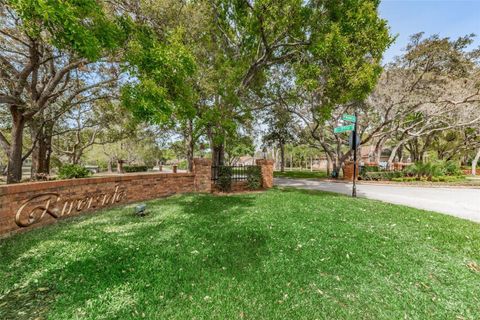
[0,0,127,183]
[117,0,392,170]
[365,34,480,166]
[200,0,392,166]
[263,105,297,172]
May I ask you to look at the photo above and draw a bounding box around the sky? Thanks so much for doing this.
[379,0,480,62]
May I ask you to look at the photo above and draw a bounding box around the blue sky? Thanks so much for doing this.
[379,0,480,62]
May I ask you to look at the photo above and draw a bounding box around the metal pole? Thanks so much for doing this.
[352,110,358,198]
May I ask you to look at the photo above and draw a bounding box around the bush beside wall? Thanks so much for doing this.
[217,166,233,192]
[246,166,262,190]
[124,165,149,173]
[58,164,92,179]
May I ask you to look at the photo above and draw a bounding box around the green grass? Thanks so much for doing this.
[1,189,480,319]
[373,176,480,187]
[274,170,328,179]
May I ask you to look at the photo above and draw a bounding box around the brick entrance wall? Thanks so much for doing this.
[0,172,197,238]
[1,158,217,238]
[0,157,276,238]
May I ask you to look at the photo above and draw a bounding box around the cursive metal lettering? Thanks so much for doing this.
[14,186,127,228]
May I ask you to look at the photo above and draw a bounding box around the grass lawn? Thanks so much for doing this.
[1,189,480,319]
[274,170,328,179]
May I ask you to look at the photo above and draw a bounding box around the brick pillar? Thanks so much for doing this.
[256,159,274,188]
[342,161,359,180]
[393,162,402,171]
[193,158,212,193]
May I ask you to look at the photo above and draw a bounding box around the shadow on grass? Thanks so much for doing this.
[0,192,269,319]
[276,184,362,198]
[173,193,270,274]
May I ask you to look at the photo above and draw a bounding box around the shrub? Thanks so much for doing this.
[360,165,379,174]
[124,165,148,173]
[405,161,462,179]
[95,160,109,172]
[246,166,262,190]
[58,164,92,179]
[405,162,440,179]
[361,171,404,181]
[393,175,464,183]
[217,166,232,192]
[177,160,188,170]
[442,160,462,176]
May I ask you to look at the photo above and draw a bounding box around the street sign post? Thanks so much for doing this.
[333,124,354,134]
[334,113,359,198]
[349,132,360,150]
[352,112,358,198]
[342,114,357,123]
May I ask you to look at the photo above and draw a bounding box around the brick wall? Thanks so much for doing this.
[343,161,359,180]
[0,159,213,238]
[256,159,274,188]
[464,169,478,176]
[0,158,280,238]
[193,158,212,192]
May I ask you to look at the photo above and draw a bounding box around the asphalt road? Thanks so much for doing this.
[275,178,480,223]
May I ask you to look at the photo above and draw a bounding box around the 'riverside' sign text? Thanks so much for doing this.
[15,185,127,227]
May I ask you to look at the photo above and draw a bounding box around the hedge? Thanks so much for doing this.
[124,165,149,173]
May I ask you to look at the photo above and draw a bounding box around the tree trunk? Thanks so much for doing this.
[374,137,386,164]
[325,152,332,176]
[207,126,224,167]
[419,134,434,162]
[31,141,48,176]
[397,145,404,163]
[280,142,285,172]
[186,140,194,172]
[211,143,224,167]
[30,121,52,177]
[7,112,26,184]
[332,156,339,177]
[437,149,444,160]
[472,148,480,176]
[185,119,195,172]
[273,147,278,170]
[387,141,406,167]
[70,150,81,165]
[45,138,52,173]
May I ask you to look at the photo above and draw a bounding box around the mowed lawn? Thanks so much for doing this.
[1,189,480,319]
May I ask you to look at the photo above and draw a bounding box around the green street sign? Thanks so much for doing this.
[342,114,356,123]
[334,124,354,134]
